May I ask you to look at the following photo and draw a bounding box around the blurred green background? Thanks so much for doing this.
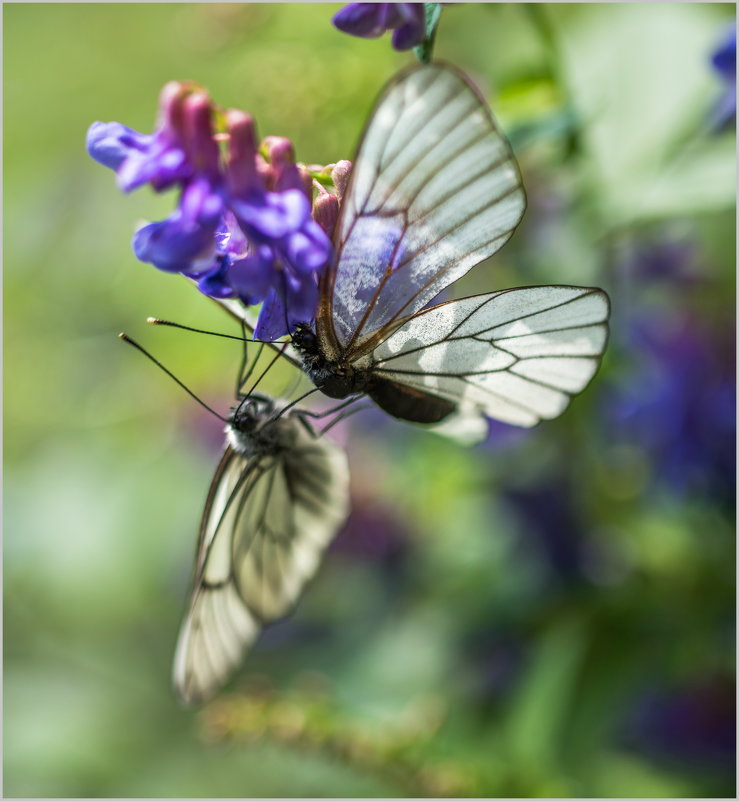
[5,3,735,797]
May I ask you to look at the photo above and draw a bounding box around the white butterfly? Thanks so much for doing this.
[172,395,349,705]
[219,63,609,436]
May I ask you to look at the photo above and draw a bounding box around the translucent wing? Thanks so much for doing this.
[172,422,350,705]
[372,286,610,427]
[320,63,526,357]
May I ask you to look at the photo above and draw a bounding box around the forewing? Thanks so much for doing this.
[372,286,610,427]
[324,63,526,356]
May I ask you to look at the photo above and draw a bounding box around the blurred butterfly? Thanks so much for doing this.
[120,332,349,705]
[171,392,349,705]
[221,63,610,434]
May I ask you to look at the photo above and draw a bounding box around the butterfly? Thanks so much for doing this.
[168,388,349,705]
[218,62,609,434]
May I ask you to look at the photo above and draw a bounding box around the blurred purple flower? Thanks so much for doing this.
[505,483,585,586]
[621,238,702,285]
[332,3,425,50]
[87,85,337,338]
[463,631,526,707]
[624,677,735,768]
[606,311,735,501]
[710,24,736,129]
[332,495,409,568]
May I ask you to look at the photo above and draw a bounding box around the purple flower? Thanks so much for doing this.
[333,3,425,50]
[87,84,338,339]
[710,24,736,129]
[605,312,735,500]
[623,677,735,768]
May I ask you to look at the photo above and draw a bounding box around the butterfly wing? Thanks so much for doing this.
[172,421,349,705]
[319,63,526,358]
[371,286,610,427]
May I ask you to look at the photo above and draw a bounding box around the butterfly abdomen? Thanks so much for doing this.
[367,377,456,424]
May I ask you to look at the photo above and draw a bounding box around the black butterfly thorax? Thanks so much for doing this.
[292,323,370,398]
[291,322,455,425]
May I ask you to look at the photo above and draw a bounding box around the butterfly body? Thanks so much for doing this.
[292,64,609,431]
[292,321,456,423]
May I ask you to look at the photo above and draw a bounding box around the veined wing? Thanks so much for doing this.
[172,447,261,705]
[172,425,349,705]
[372,286,610,428]
[321,63,526,358]
[231,425,349,621]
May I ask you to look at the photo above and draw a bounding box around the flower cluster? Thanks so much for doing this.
[87,82,350,339]
[332,3,426,51]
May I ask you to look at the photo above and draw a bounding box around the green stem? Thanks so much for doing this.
[414,3,443,64]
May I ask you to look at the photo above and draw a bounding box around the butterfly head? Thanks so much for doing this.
[226,397,284,455]
[291,322,318,355]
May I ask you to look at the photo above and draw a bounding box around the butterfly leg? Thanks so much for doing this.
[319,403,373,435]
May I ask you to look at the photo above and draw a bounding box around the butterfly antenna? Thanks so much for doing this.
[238,339,265,395]
[147,317,249,343]
[118,333,229,423]
[232,341,289,419]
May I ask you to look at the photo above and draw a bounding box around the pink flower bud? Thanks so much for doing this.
[265,136,295,166]
[183,93,220,178]
[225,110,262,195]
[156,81,200,138]
[265,136,310,198]
[331,160,353,200]
[313,191,340,237]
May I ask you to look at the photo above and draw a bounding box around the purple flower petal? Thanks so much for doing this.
[132,217,215,274]
[231,188,310,241]
[254,286,291,341]
[284,274,320,325]
[333,3,387,38]
[333,3,425,50]
[132,178,223,273]
[116,136,190,193]
[227,246,277,305]
[391,5,426,50]
[253,272,320,341]
[282,219,333,275]
[196,259,235,298]
[86,121,152,171]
